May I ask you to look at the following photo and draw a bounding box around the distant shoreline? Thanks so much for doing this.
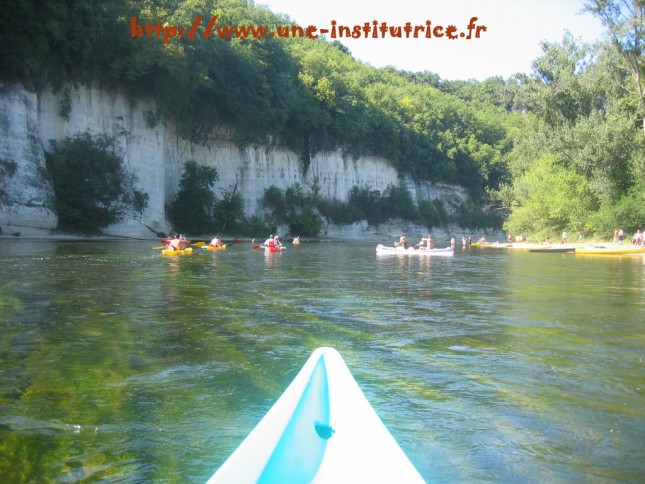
[0,234,622,249]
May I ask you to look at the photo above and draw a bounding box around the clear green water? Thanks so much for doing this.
[0,240,643,482]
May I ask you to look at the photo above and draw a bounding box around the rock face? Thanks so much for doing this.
[0,83,469,238]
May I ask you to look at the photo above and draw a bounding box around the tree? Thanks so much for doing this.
[213,183,245,233]
[46,133,148,233]
[522,33,596,127]
[171,161,218,234]
[503,156,597,239]
[261,182,326,236]
[584,0,645,133]
[494,30,644,238]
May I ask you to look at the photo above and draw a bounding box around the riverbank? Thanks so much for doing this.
[0,234,622,250]
[471,240,643,252]
[0,220,505,245]
[0,221,624,248]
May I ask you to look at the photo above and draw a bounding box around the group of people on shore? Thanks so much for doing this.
[613,227,644,246]
[630,229,643,246]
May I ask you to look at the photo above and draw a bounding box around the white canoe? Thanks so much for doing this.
[376,244,454,256]
[207,347,424,483]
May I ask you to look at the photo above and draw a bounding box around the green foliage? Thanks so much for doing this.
[319,184,419,228]
[493,28,645,239]
[587,185,645,236]
[45,132,148,233]
[262,182,326,236]
[317,184,500,231]
[59,88,72,120]
[450,202,503,231]
[243,215,274,237]
[8,0,642,238]
[502,156,597,237]
[347,186,386,227]
[381,184,419,222]
[213,185,245,233]
[0,0,513,195]
[171,164,274,236]
[418,199,448,228]
[583,0,645,123]
[171,160,218,234]
[0,0,138,89]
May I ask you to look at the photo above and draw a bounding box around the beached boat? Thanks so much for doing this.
[207,347,423,483]
[376,244,453,256]
[161,247,193,256]
[575,246,645,255]
[529,246,575,253]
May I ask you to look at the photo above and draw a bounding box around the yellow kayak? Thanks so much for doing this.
[205,244,227,251]
[162,247,193,256]
[575,246,645,255]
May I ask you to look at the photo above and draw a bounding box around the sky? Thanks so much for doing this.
[257,0,607,81]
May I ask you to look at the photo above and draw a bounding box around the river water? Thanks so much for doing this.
[0,239,643,482]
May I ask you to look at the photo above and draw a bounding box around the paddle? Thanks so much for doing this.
[153,246,165,249]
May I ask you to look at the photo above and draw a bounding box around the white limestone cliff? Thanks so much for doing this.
[0,83,470,239]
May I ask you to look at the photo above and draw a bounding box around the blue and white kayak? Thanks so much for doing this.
[207,347,424,483]
[376,244,454,256]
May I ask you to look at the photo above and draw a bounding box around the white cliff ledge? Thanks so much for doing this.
[0,82,470,239]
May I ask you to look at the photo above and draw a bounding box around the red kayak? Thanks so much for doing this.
[161,238,191,244]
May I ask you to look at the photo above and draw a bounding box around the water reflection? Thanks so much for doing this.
[0,241,643,482]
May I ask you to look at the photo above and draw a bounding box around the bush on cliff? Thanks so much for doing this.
[45,133,148,233]
[170,160,219,234]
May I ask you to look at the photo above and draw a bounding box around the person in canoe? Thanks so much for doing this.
[293,236,301,245]
[273,235,283,249]
[416,234,434,250]
[263,235,274,248]
[394,235,410,249]
[166,234,182,251]
[179,234,189,249]
[209,235,223,248]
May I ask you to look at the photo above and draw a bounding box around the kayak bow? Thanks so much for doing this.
[208,347,423,483]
